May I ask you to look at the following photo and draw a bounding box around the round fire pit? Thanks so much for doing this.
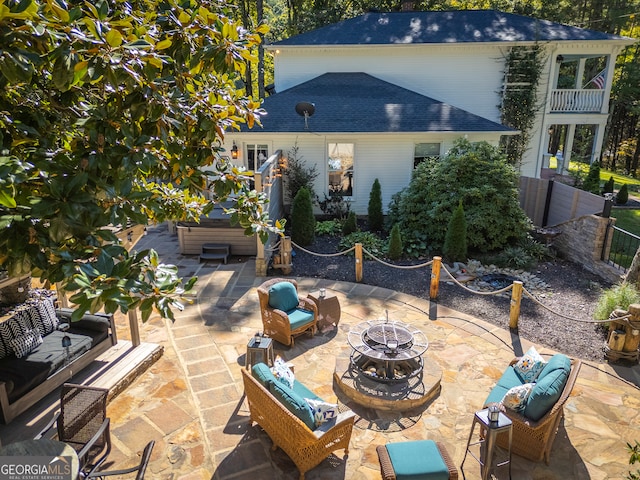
[347,319,429,383]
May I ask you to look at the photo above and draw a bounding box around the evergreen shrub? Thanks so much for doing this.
[583,161,601,194]
[443,200,467,262]
[617,184,629,205]
[387,224,403,260]
[291,187,316,246]
[342,211,357,235]
[603,176,615,195]
[368,178,384,232]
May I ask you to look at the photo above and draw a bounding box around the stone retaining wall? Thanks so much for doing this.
[552,214,623,284]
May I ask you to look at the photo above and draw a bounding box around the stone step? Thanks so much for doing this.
[201,243,231,255]
[199,252,229,264]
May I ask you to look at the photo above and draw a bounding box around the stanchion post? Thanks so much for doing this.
[509,281,523,329]
[129,309,141,347]
[355,243,363,282]
[430,256,441,300]
[281,236,292,275]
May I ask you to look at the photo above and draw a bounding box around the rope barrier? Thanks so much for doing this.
[285,238,629,328]
[361,246,433,269]
[291,241,356,257]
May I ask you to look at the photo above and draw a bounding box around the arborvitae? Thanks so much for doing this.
[616,184,629,205]
[603,176,615,195]
[443,200,467,263]
[368,178,384,232]
[291,187,316,246]
[342,211,357,235]
[387,224,403,260]
[583,161,601,194]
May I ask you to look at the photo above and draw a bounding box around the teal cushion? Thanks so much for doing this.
[292,379,321,402]
[496,365,525,390]
[252,362,277,388]
[523,367,569,421]
[269,380,316,430]
[268,282,299,312]
[536,354,570,382]
[287,308,315,330]
[484,385,509,407]
[385,440,449,480]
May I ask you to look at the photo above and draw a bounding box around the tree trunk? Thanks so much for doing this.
[624,246,640,286]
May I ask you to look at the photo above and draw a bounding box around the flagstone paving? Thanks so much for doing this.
[51,224,640,478]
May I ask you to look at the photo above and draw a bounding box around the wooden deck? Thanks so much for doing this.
[0,341,162,444]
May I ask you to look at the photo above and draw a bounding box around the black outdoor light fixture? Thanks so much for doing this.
[556,55,564,63]
[231,141,238,159]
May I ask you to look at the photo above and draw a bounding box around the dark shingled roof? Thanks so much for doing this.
[242,73,513,134]
[271,10,630,46]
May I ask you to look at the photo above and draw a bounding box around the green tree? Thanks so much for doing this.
[342,211,357,235]
[0,0,280,321]
[583,161,602,194]
[617,184,630,205]
[368,178,384,232]
[603,176,615,195]
[284,142,318,204]
[443,200,468,263]
[387,224,403,260]
[291,187,315,246]
[388,138,531,255]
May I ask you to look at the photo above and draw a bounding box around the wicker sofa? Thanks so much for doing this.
[483,353,581,463]
[0,302,117,424]
[241,364,355,480]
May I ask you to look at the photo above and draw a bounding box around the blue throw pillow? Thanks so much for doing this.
[523,367,569,421]
[268,282,299,312]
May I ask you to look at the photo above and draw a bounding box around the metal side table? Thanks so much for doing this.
[246,336,274,369]
[461,408,512,480]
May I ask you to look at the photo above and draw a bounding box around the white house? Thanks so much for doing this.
[226,10,636,214]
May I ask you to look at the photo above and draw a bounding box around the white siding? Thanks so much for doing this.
[229,132,503,215]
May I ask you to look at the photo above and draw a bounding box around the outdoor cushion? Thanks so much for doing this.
[495,364,524,390]
[291,379,321,402]
[272,356,295,388]
[268,282,299,312]
[523,366,569,421]
[536,353,570,382]
[514,346,546,383]
[305,398,338,427]
[385,440,450,480]
[252,362,277,388]
[501,383,534,413]
[286,308,315,330]
[485,385,509,406]
[269,380,316,430]
[9,329,43,359]
[0,313,31,359]
[30,298,59,335]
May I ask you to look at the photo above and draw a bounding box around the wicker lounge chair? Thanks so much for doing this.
[241,367,355,480]
[484,356,581,463]
[257,278,317,347]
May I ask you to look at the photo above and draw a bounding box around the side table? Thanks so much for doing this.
[307,290,341,331]
[461,408,512,480]
[246,336,275,369]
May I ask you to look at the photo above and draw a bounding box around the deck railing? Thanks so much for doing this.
[549,89,605,113]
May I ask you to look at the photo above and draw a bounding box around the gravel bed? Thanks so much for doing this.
[279,236,614,362]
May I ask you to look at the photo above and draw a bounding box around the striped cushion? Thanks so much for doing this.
[0,313,31,359]
[29,298,59,335]
[10,329,43,358]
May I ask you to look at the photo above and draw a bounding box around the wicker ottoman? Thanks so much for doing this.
[376,440,458,480]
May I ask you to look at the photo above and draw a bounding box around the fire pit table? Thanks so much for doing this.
[334,316,442,412]
[347,319,429,383]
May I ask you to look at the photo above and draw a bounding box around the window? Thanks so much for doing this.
[328,143,354,196]
[414,143,441,168]
[247,144,269,171]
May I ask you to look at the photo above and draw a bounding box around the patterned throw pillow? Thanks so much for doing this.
[514,346,546,383]
[29,298,59,335]
[9,329,43,358]
[501,383,535,413]
[0,313,31,359]
[305,398,338,427]
[272,356,295,389]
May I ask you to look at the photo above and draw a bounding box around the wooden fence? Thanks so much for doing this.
[519,176,606,227]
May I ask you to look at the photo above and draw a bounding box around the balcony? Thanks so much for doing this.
[549,89,605,113]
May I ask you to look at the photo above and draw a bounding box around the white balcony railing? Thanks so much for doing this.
[549,89,605,113]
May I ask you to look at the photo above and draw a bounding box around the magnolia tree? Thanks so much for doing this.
[0,0,281,321]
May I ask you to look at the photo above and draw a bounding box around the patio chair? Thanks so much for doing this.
[87,440,155,479]
[257,278,317,347]
[36,383,111,476]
